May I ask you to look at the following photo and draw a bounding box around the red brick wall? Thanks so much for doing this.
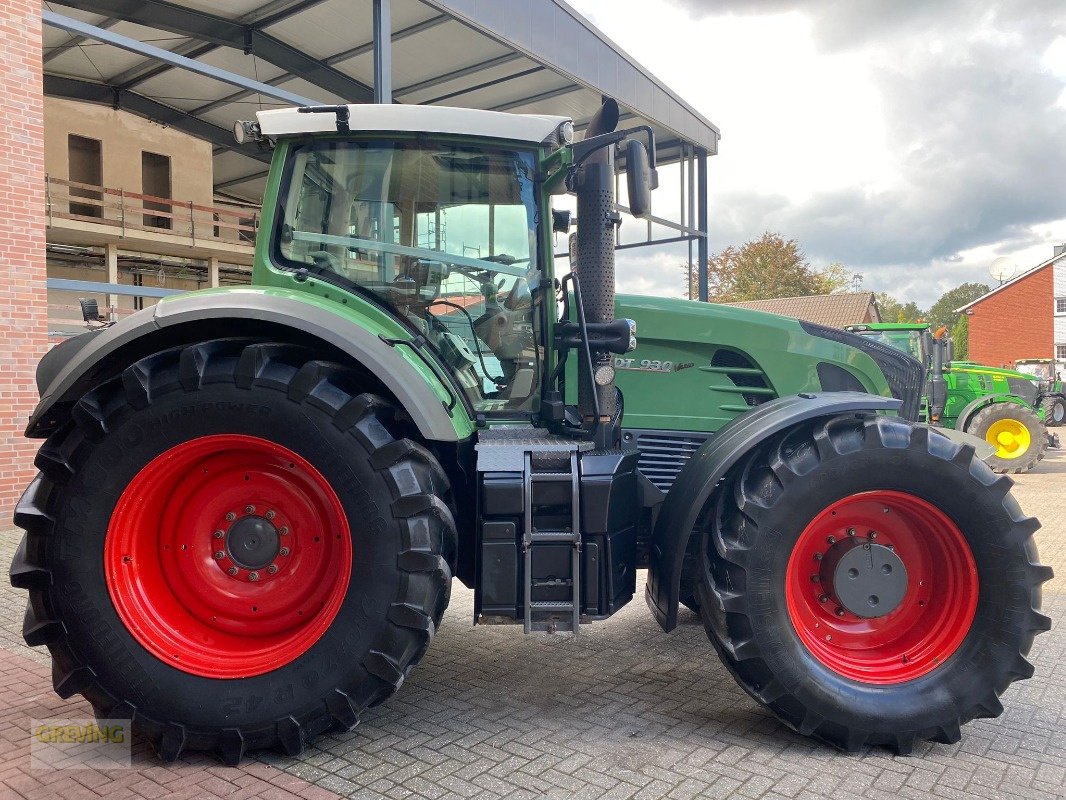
[0,2,46,518]
[968,266,1053,367]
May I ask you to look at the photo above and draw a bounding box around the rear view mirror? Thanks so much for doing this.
[625,139,656,219]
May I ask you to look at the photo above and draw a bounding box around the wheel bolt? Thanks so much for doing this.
[810,574,819,583]
[847,527,856,536]
[213,551,225,560]
[227,566,238,576]
[265,510,276,520]
[886,544,894,551]
[279,526,289,536]
[835,607,845,617]
[826,536,836,545]
[279,547,290,557]
[225,512,236,521]
[213,530,224,539]
[245,505,255,514]
[869,530,878,539]
[267,564,278,574]
[825,634,832,641]
[883,507,890,514]
[249,571,259,582]
[813,552,822,561]
[819,594,829,603]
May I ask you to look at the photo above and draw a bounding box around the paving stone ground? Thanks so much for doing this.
[1,450,1064,799]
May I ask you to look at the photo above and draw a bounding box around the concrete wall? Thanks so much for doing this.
[44,97,213,206]
[968,266,1054,368]
[0,1,46,518]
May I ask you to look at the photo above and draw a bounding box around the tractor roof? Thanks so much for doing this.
[256,104,571,146]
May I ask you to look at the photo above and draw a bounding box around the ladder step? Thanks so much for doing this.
[531,472,573,482]
[531,578,572,588]
[531,530,579,543]
[530,601,575,611]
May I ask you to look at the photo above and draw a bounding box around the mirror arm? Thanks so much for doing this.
[570,124,658,172]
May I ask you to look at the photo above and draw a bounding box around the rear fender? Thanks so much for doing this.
[28,289,472,443]
[645,391,901,632]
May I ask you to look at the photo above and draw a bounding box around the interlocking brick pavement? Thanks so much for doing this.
[1,451,1064,799]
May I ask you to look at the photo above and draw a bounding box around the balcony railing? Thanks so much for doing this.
[45,174,259,245]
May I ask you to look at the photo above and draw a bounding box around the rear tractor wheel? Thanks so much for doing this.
[698,414,1052,753]
[967,402,1047,473]
[10,339,456,764]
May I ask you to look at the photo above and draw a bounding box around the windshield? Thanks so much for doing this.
[1015,362,1052,380]
[859,330,926,363]
[275,139,541,413]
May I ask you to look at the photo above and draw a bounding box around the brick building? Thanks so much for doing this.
[0,2,47,518]
[956,246,1066,373]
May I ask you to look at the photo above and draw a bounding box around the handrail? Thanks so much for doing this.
[44,174,260,242]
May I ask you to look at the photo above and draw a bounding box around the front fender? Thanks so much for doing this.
[645,391,901,632]
[28,288,475,443]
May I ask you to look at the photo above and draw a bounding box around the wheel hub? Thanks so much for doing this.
[822,540,908,618]
[226,515,280,570]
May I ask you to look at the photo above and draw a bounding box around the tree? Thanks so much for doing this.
[926,282,990,331]
[688,232,862,302]
[952,313,969,360]
[876,292,924,323]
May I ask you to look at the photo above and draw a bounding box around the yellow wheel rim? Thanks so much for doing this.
[985,418,1031,459]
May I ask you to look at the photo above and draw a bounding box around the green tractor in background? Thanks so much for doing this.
[11,101,1050,764]
[846,322,1051,473]
[1014,358,1066,427]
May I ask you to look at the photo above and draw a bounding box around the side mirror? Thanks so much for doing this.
[625,139,656,219]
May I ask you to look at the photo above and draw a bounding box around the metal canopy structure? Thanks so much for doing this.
[41,0,720,298]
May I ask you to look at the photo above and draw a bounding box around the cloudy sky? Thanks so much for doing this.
[568,0,1066,307]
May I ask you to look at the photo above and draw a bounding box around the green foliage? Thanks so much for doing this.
[952,314,969,359]
[690,232,863,301]
[926,282,990,330]
[876,292,925,323]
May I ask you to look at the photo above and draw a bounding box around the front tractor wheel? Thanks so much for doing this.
[698,415,1052,754]
[10,340,456,764]
[1040,395,1065,427]
[967,402,1047,473]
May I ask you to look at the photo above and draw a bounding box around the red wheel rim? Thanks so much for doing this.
[785,491,978,684]
[105,434,352,679]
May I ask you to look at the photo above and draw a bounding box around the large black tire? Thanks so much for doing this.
[1040,395,1065,427]
[697,414,1052,754]
[10,339,456,764]
[966,402,1047,474]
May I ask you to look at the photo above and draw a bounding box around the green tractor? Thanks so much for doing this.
[1014,358,1066,427]
[845,322,1050,473]
[11,101,1051,764]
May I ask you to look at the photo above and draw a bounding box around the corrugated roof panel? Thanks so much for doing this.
[261,0,376,61]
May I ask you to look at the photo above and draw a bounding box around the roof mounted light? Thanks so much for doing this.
[233,119,262,144]
[558,120,574,145]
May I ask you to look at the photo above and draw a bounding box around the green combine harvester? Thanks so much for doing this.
[11,101,1051,764]
[846,322,1050,473]
[1014,358,1066,427]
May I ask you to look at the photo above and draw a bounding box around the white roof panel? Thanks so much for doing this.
[257,102,569,145]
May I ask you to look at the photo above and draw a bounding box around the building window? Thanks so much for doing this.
[1056,297,1066,314]
[1058,344,1066,360]
[67,134,102,218]
[141,151,172,229]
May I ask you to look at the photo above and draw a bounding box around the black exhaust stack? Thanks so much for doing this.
[574,99,621,436]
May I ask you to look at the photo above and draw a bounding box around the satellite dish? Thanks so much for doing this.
[989,257,1017,283]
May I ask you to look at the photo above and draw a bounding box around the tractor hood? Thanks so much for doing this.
[610,294,923,430]
[948,362,1037,382]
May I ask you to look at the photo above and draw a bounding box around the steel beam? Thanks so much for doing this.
[44,16,118,64]
[49,278,185,299]
[697,148,709,302]
[373,0,392,103]
[394,52,521,97]
[43,10,319,107]
[47,0,373,102]
[44,74,272,165]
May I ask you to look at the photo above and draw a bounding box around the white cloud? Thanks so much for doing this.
[568,0,1066,307]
